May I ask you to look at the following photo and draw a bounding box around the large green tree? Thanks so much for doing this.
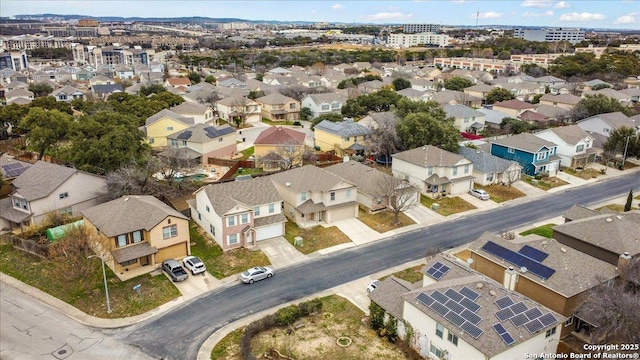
[396,112,459,152]
[571,94,635,121]
[485,88,515,104]
[603,127,639,159]
[28,83,53,98]
[341,89,402,118]
[443,76,473,91]
[392,77,411,91]
[19,108,73,160]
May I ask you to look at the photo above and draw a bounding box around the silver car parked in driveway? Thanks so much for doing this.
[469,188,490,200]
[239,266,274,284]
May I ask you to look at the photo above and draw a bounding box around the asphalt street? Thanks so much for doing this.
[118,171,640,360]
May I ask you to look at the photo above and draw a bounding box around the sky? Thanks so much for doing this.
[1,0,639,29]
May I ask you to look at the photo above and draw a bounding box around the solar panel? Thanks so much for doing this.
[461,309,482,325]
[519,245,549,262]
[538,313,558,327]
[427,267,439,277]
[416,292,435,307]
[496,307,515,321]
[481,241,556,280]
[425,262,450,280]
[2,163,28,177]
[432,291,449,304]
[495,296,514,310]
[460,286,480,301]
[509,302,528,315]
[524,319,545,334]
[445,312,466,327]
[461,321,484,339]
[445,289,464,303]
[510,313,529,327]
[431,301,450,317]
[445,300,465,314]
[460,297,481,313]
[493,323,507,334]
[501,332,515,345]
[525,307,543,321]
[177,131,192,139]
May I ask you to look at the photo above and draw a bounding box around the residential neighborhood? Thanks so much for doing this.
[1,5,639,360]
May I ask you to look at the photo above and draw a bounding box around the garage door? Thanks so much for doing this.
[328,204,356,223]
[256,223,284,241]
[450,180,471,195]
[156,242,188,263]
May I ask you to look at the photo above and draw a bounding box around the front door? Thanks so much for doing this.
[140,256,149,266]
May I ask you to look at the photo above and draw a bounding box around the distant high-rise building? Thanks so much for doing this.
[0,50,28,71]
[512,28,585,44]
[387,32,450,48]
[403,24,441,34]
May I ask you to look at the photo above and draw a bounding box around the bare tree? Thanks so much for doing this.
[310,62,327,76]
[365,113,401,163]
[501,163,522,187]
[374,174,418,225]
[106,157,180,200]
[263,142,306,171]
[158,145,199,184]
[278,85,327,102]
[196,90,220,107]
[229,96,254,127]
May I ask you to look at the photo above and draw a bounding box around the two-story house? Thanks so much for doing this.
[313,119,371,154]
[443,104,486,134]
[190,176,286,251]
[490,133,561,176]
[392,145,475,195]
[463,83,497,103]
[164,77,191,89]
[370,254,565,359]
[82,195,190,279]
[270,165,358,228]
[254,93,301,121]
[458,147,522,186]
[165,123,237,166]
[170,102,216,125]
[5,88,34,105]
[492,99,537,118]
[534,125,596,169]
[51,85,85,102]
[300,93,346,119]
[538,94,581,111]
[576,112,639,138]
[253,126,306,171]
[142,109,195,149]
[215,96,262,124]
[0,161,106,231]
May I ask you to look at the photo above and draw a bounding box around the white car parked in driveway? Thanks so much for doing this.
[182,256,206,275]
[469,188,490,200]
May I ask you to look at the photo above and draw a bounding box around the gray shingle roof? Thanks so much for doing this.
[255,92,296,105]
[368,276,417,319]
[541,125,592,146]
[201,176,282,216]
[314,120,371,137]
[167,123,235,142]
[578,112,638,130]
[443,104,485,118]
[392,145,466,167]
[563,204,600,222]
[490,133,558,153]
[540,93,581,105]
[12,161,78,201]
[170,101,209,115]
[145,109,195,126]
[458,146,519,173]
[304,92,346,105]
[270,165,353,193]
[325,160,414,198]
[82,195,187,237]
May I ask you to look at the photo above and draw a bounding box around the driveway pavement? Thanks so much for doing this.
[169,271,227,301]
[404,204,444,225]
[258,236,309,269]
[510,179,548,198]
[459,192,501,211]
[236,124,270,151]
[330,218,382,246]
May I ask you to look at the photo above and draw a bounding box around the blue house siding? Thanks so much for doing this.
[490,144,537,175]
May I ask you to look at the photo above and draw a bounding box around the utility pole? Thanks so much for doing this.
[621,135,632,168]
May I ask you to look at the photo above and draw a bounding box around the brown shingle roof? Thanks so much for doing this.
[563,204,601,222]
[493,99,537,110]
[12,161,78,201]
[368,276,417,319]
[392,145,466,168]
[254,127,305,146]
[491,133,558,153]
[270,165,354,193]
[201,176,282,215]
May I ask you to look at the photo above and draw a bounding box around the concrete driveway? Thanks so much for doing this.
[258,237,309,269]
[164,270,223,301]
[236,123,270,151]
[331,218,382,245]
[459,192,501,211]
[404,204,445,226]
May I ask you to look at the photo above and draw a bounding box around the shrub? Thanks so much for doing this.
[298,298,322,316]
[276,305,301,326]
[369,302,385,330]
[292,121,301,126]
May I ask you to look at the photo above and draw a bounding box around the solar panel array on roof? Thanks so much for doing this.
[425,262,451,280]
[460,297,481,313]
[415,288,485,340]
[495,296,515,310]
[416,292,435,307]
[518,245,549,262]
[538,313,558,327]
[1,162,29,177]
[493,298,558,334]
[524,319,545,334]
[492,323,516,346]
[461,321,484,339]
[177,131,192,140]
[481,241,556,280]
[460,286,480,301]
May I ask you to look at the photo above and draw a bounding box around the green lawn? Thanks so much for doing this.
[0,243,179,318]
[382,265,423,283]
[420,194,476,216]
[522,175,569,191]
[239,147,254,160]
[189,223,271,279]
[284,222,351,255]
[519,223,556,238]
[233,167,265,178]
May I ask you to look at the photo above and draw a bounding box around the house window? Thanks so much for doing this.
[430,344,444,358]
[576,144,584,152]
[346,189,351,198]
[565,317,574,327]
[167,126,173,131]
[163,225,177,239]
[116,234,127,247]
[59,207,72,216]
[435,322,444,338]
[289,103,296,109]
[210,224,215,235]
[486,173,494,182]
[546,327,557,338]
[464,164,470,174]
[603,128,610,133]
[241,213,249,224]
[20,198,28,210]
[206,205,210,212]
[376,197,382,205]
[170,139,177,146]
[508,147,515,154]
[198,212,201,220]
[132,230,142,243]
[537,152,546,161]
[447,331,459,346]
[149,138,155,144]
[330,192,336,201]
[344,137,350,141]
[321,104,330,111]
[228,234,238,245]
[268,203,275,213]
[254,206,261,216]
[301,192,307,201]
[427,166,433,176]
[219,137,223,142]
[453,166,458,176]
[121,259,137,266]
[227,216,235,227]
[181,140,187,146]
[59,192,69,199]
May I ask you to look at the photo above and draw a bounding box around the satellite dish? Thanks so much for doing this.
[520,267,528,273]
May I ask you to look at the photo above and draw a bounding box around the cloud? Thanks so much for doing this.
[361,12,414,21]
[615,12,638,23]
[554,1,570,8]
[521,0,555,7]
[558,12,605,21]
[472,11,503,19]
[523,10,554,17]
[331,4,344,10]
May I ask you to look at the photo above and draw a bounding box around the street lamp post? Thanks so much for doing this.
[621,135,633,168]
[88,254,111,313]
